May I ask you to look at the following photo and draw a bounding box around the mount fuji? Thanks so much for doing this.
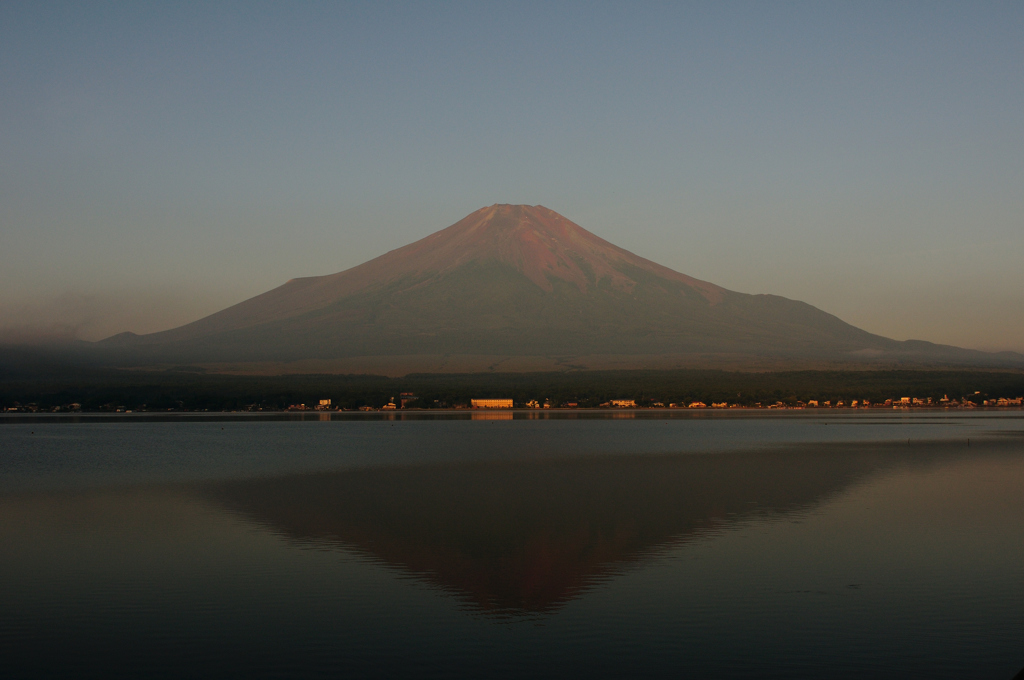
[100,205,1021,373]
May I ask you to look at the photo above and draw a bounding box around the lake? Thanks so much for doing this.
[2,411,1023,678]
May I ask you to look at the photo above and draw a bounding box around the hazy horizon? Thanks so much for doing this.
[2,2,1022,352]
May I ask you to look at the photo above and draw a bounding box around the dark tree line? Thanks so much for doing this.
[2,364,1023,412]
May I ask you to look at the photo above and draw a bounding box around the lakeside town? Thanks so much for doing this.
[13,394,1020,414]
[279,393,1024,412]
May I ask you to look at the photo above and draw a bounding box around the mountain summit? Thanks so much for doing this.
[105,205,1018,371]
[337,203,725,301]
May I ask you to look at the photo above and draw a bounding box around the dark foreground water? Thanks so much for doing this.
[2,411,1023,679]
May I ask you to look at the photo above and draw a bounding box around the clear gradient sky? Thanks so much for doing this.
[1,1,1022,351]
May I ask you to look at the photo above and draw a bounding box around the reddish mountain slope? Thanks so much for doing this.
[154,205,724,342]
[102,205,1021,368]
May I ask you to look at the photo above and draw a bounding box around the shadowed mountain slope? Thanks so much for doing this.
[101,205,1022,369]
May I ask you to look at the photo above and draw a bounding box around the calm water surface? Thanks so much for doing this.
[2,411,1023,678]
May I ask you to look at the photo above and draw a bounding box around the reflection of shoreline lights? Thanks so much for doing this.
[471,411,513,420]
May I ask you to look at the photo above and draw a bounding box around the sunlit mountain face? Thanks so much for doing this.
[101,205,1020,369]
[205,449,903,615]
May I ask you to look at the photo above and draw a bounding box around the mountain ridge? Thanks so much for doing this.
[97,204,1023,371]
[140,204,726,344]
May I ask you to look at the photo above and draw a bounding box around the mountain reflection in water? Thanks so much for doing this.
[206,448,904,615]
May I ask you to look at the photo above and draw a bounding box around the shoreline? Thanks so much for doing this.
[3,407,1024,425]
